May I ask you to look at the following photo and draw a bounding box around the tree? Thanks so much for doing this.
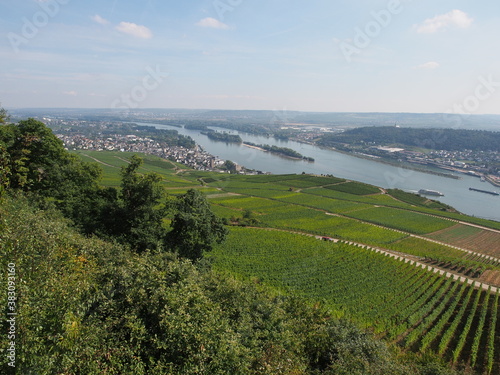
[223,160,237,173]
[168,189,228,261]
[0,105,9,124]
[0,144,9,197]
[0,118,75,191]
[118,155,168,252]
[0,107,10,196]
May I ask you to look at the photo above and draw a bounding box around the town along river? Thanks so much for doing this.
[137,123,500,222]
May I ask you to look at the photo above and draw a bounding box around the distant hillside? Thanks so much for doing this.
[11,108,500,131]
[318,126,500,152]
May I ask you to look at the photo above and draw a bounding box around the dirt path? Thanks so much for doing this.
[80,153,118,168]
[207,192,242,199]
[457,221,500,234]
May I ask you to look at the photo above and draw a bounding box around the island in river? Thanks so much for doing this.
[243,142,314,162]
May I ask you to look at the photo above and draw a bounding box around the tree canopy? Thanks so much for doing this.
[0,194,460,375]
[169,189,228,261]
[0,117,227,259]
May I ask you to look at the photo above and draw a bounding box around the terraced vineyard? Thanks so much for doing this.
[75,150,209,191]
[202,173,500,274]
[210,227,500,374]
[428,224,500,257]
[77,152,500,373]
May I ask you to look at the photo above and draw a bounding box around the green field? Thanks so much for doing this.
[210,227,500,374]
[323,181,381,195]
[77,152,500,266]
[343,206,456,234]
[76,151,500,372]
[74,150,200,188]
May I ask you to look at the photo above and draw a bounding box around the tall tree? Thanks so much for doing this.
[0,144,9,197]
[118,155,168,252]
[0,105,8,124]
[0,107,10,196]
[0,118,73,191]
[168,189,228,261]
[0,118,108,227]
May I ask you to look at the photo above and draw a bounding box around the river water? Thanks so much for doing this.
[139,123,500,222]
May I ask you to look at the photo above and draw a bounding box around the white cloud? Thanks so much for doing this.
[63,91,78,96]
[91,15,109,25]
[416,10,473,34]
[116,22,153,39]
[196,17,229,30]
[417,61,440,70]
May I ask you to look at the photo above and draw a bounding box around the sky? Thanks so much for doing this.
[1,0,500,114]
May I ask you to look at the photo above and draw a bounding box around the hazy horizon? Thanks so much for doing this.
[2,1,500,115]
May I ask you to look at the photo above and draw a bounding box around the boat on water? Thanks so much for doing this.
[419,189,444,197]
[469,187,499,196]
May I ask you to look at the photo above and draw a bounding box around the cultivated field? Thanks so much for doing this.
[78,151,500,373]
[211,227,500,374]
[428,224,500,257]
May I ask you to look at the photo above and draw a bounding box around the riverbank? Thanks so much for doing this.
[297,139,461,180]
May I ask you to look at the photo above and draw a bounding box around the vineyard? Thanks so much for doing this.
[76,153,500,373]
[343,206,456,234]
[75,150,200,188]
[428,224,500,257]
[211,227,500,374]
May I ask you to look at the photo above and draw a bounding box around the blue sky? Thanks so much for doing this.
[1,0,500,114]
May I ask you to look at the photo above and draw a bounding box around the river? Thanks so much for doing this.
[138,123,500,222]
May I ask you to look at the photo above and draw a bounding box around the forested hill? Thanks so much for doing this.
[318,126,500,152]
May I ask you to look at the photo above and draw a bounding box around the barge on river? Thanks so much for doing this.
[469,187,499,196]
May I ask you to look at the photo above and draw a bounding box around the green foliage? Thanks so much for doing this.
[244,142,314,160]
[0,195,429,375]
[117,155,168,252]
[318,126,500,152]
[169,189,228,261]
[0,119,103,204]
[211,227,500,373]
[205,131,242,143]
[223,159,237,173]
[1,118,68,191]
[323,181,381,195]
[387,189,454,211]
[0,106,8,124]
[344,207,455,234]
[0,143,10,197]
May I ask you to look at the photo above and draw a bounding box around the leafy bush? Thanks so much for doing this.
[0,194,456,375]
